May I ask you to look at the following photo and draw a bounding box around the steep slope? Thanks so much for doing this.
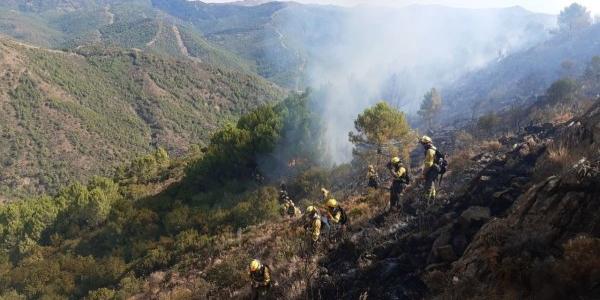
[444,104,600,299]
[445,23,600,121]
[0,38,283,198]
[313,104,600,298]
[124,98,599,299]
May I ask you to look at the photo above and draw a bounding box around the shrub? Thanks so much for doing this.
[481,140,502,152]
[454,131,474,150]
[477,113,501,136]
[205,255,249,290]
[174,229,210,254]
[553,236,600,294]
[86,288,116,300]
[136,246,173,276]
[546,78,579,105]
[164,206,193,234]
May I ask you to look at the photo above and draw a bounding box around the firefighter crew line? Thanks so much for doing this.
[248,136,447,299]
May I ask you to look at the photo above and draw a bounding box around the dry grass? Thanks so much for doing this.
[481,140,502,152]
[533,141,584,181]
[546,143,569,162]
[448,148,476,176]
[553,235,600,292]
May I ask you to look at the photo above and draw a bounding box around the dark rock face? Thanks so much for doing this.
[316,101,600,299]
[449,159,600,299]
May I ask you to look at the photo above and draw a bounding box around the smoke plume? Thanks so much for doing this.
[276,4,554,163]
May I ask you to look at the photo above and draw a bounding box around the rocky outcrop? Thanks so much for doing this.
[447,158,600,299]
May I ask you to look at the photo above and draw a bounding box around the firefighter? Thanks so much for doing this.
[303,206,322,253]
[388,157,409,210]
[249,259,271,299]
[367,164,379,188]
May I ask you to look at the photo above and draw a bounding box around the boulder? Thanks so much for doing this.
[435,245,457,261]
[459,206,490,226]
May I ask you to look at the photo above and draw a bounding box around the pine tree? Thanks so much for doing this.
[418,88,443,129]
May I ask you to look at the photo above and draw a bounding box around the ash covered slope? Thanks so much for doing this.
[316,100,600,299]
[447,105,600,299]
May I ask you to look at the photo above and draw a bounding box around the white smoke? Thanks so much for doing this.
[274,4,554,163]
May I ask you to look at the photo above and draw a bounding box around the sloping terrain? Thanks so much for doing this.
[444,23,600,121]
[0,38,282,197]
[131,101,600,300]
[0,71,597,299]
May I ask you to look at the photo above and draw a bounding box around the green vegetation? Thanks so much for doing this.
[0,39,283,197]
[99,18,159,49]
[178,25,255,73]
[0,92,325,299]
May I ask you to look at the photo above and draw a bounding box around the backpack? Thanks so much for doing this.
[434,149,448,176]
[402,168,411,184]
[338,207,348,225]
[390,164,411,184]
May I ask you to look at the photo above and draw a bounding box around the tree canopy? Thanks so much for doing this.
[187,91,323,184]
[349,101,413,164]
[418,88,443,129]
[558,3,592,33]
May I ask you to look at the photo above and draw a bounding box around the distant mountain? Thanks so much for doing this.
[228,0,276,6]
[443,23,600,122]
[0,1,255,73]
[0,38,283,198]
[0,0,556,90]
[152,0,556,92]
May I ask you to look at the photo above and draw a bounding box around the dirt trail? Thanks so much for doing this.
[146,21,163,47]
[172,25,202,63]
[171,25,189,56]
[1,36,73,56]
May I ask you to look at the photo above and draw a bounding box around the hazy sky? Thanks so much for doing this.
[205,0,600,14]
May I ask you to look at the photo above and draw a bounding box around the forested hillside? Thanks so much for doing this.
[0,38,282,198]
[0,92,323,299]
[0,1,256,73]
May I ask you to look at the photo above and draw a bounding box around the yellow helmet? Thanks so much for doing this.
[306,206,317,213]
[249,259,261,272]
[391,157,401,164]
[420,135,432,144]
[326,198,338,208]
